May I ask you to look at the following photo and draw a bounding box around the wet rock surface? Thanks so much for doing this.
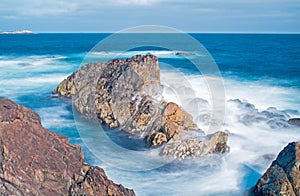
[0,98,135,196]
[251,142,300,196]
[54,55,228,157]
[162,131,229,159]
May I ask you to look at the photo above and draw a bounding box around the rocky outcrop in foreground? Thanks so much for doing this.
[251,142,300,196]
[0,98,135,196]
[54,55,229,158]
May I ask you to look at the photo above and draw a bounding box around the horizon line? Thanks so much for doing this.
[34,31,300,34]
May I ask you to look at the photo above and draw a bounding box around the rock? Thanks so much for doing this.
[54,55,197,143]
[0,98,135,196]
[288,118,300,126]
[53,62,105,97]
[161,131,229,159]
[148,132,168,147]
[94,55,162,128]
[251,142,300,196]
[69,166,133,196]
[163,102,196,138]
[54,55,228,157]
[228,99,292,129]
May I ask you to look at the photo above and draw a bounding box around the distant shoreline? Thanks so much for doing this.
[0,30,34,34]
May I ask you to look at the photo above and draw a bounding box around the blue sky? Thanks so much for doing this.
[0,0,299,33]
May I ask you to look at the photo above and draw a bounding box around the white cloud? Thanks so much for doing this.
[1,0,166,17]
[1,0,299,32]
[3,15,20,20]
[115,0,163,5]
[17,1,79,16]
[192,8,216,13]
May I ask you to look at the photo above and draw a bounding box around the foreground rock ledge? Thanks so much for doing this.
[0,98,135,196]
[251,142,300,196]
[53,55,229,158]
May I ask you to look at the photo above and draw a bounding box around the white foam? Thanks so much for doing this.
[0,55,73,79]
[37,105,74,129]
[0,55,75,97]
[1,54,299,195]
[95,71,300,195]
[88,50,203,60]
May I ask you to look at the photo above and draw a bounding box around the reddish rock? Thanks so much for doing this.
[0,98,135,196]
[69,166,133,196]
[162,102,196,139]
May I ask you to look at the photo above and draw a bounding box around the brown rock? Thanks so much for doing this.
[164,122,180,138]
[0,98,135,196]
[161,131,229,159]
[162,102,197,139]
[53,55,228,157]
[206,131,229,154]
[148,132,168,147]
[94,55,162,128]
[54,55,197,145]
[164,102,183,123]
[251,142,300,196]
[69,166,134,196]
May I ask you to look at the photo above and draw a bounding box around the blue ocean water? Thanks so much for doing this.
[0,33,300,195]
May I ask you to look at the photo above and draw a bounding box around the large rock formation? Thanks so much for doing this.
[0,98,135,196]
[251,142,300,196]
[54,55,229,158]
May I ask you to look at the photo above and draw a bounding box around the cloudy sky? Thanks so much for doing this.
[1,0,299,33]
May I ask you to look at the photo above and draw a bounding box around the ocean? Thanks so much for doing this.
[0,33,300,195]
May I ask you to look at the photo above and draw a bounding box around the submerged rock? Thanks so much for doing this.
[54,55,228,157]
[0,98,135,196]
[251,142,300,196]
[228,99,292,129]
[288,118,300,126]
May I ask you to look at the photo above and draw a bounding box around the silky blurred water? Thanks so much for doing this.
[0,33,299,195]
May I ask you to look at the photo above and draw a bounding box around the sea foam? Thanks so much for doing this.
[1,53,300,195]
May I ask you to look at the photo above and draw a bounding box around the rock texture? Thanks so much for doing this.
[162,131,229,159]
[54,55,228,158]
[0,98,135,196]
[251,142,300,196]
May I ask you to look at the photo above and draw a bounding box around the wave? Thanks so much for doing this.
[1,53,300,195]
[37,105,74,129]
[0,55,78,99]
[88,50,204,59]
[0,55,70,71]
[65,69,300,195]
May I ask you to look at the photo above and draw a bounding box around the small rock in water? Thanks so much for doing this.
[288,118,300,126]
[162,131,229,159]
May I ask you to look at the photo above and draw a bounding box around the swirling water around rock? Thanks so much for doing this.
[0,33,300,195]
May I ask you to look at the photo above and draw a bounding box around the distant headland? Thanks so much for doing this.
[0,30,34,34]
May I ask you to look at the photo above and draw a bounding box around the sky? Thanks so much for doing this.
[0,0,300,33]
